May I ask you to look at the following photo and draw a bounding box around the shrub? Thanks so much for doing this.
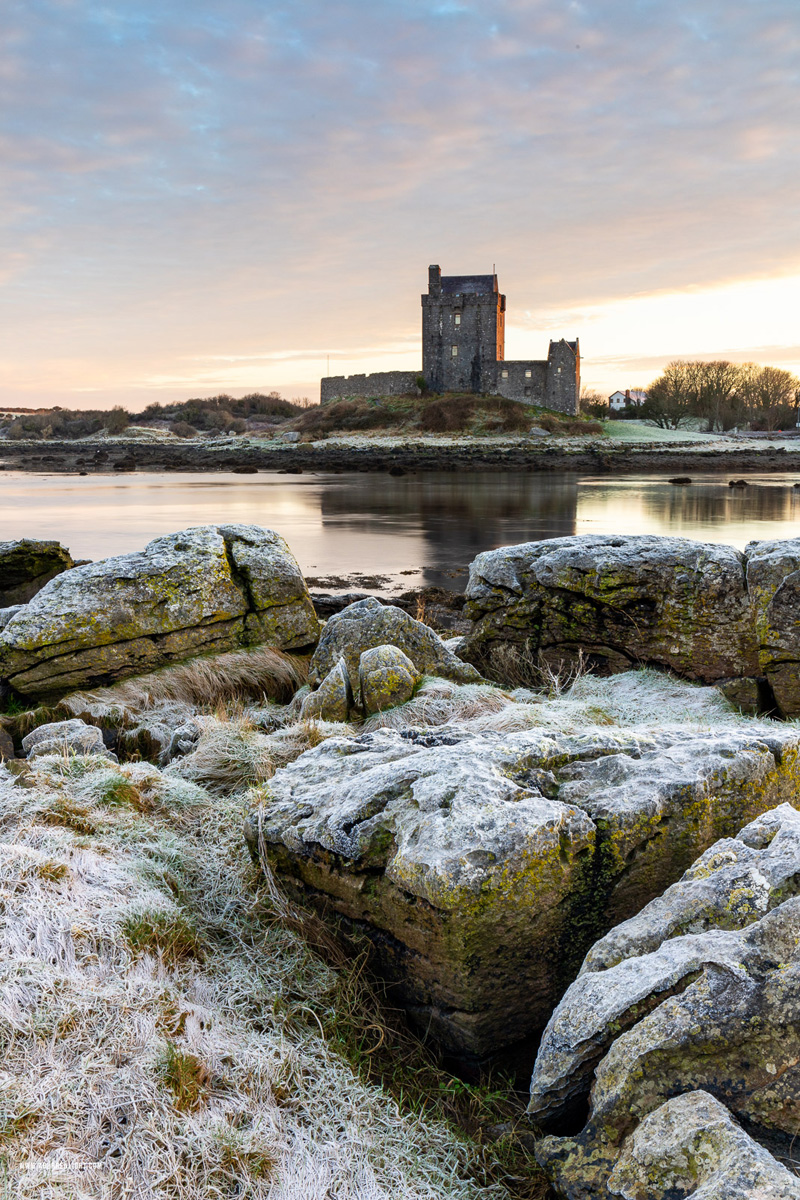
[170,421,197,439]
[292,398,407,435]
[419,395,530,433]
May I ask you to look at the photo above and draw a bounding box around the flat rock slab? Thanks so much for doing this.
[246,722,800,1061]
[0,539,74,606]
[0,524,320,700]
[532,804,800,1198]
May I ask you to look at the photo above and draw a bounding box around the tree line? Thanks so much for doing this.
[641,361,799,431]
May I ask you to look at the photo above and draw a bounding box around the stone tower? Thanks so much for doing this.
[421,265,506,394]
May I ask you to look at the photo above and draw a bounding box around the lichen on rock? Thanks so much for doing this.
[462,533,760,686]
[0,525,320,700]
[608,1091,800,1200]
[531,802,800,1198]
[246,721,800,1061]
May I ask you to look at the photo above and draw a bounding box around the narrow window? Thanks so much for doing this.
[501,369,509,379]
[454,314,461,326]
[451,345,458,357]
[558,367,562,373]
[525,369,532,378]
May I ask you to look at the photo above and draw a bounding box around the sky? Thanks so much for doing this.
[1,0,799,409]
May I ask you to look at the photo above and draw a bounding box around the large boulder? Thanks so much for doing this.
[0,539,74,606]
[745,537,800,716]
[245,723,800,1061]
[608,1091,800,1200]
[531,804,800,1198]
[0,525,320,700]
[308,597,481,703]
[462,535,760,686]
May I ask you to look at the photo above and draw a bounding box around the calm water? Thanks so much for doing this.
[2,470,799,593]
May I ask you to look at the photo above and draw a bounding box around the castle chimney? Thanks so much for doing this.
[428,264,441,297]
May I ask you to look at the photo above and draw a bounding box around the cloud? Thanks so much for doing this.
[1,0,799,406]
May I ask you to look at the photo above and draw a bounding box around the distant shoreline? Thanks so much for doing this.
[1,435,800,476]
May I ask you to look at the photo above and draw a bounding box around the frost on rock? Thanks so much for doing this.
[246,722,800,1060]
[0,524,320,700]
[22,718,116,762]
[608,1091,800,1200]
[531,803,800,1199]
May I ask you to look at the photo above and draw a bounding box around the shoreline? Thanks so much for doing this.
[2,435,800,475]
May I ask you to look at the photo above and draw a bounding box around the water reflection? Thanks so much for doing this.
[317,474,580,585]
[0,470,798,593]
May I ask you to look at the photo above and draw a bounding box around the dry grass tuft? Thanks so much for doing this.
[479,642,591,693]
[362,679,514,734]
[159,1041,212,1111]
[67,644,310,715]
[40,795,99,835]
[121,906,205,964]
[166,714,354,795]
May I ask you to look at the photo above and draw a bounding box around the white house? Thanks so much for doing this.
[609,389,647,411]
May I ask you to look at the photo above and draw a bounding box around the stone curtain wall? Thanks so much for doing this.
[320,371,419,403]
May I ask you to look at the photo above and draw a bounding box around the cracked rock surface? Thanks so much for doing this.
[0,524,319,700]
[462,534,759,685]
[532,803,800,1199]
[245,722,800,1060]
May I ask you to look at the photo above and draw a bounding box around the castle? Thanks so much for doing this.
[320,265,580,415]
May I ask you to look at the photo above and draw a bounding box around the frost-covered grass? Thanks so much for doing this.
[363,668,767,738]
[164,715,354,795]
[0,753,518,1200]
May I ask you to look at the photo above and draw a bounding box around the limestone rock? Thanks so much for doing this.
[300,658,352,722]
[716,675,769,714]
[308,597,481,703]
[22,718,113,761]
[532,804,800,1198]
[462,534,759,685]
[246,723,800,1060]
[745,537,800,716]
[162,719,204,764]
[608,1091,800,1200]
[0,606,25,632]
[580,802,800,975]
[0,539,74,606]
[0,525,320,700]
[359,644,419,714]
